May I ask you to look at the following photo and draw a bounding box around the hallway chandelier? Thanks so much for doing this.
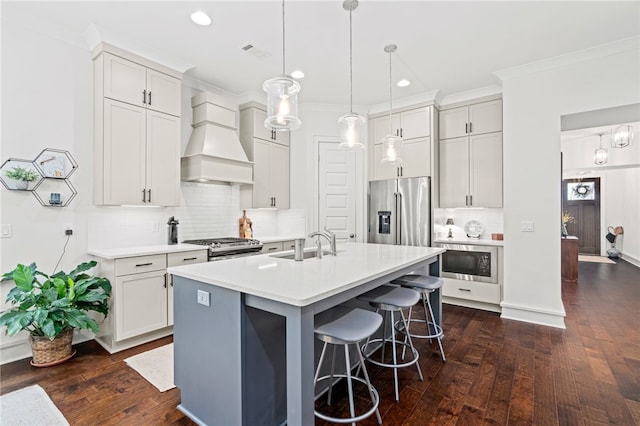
[611,125,633,148]
[263,0,301,131]
[594,133,608,165]
[338,0,366,150]
[381,44,403,165]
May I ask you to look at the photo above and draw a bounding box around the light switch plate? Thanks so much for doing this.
[1,224,11,238]
[197,290,210,307]
[520,221,534,232]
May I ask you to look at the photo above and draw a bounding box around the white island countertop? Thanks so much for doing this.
[168,242,445,307]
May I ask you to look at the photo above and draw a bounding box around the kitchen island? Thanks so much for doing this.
[168,242,445,426]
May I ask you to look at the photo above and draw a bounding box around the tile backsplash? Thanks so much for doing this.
[433,208,504,240]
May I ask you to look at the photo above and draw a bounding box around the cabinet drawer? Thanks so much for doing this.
[442,278,500,304]
[168,250,207,267]
[261,242,284,254]
[115,254,167,276]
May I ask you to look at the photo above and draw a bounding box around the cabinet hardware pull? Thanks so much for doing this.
[400,128,403,138]
[268,247,278,251]
[469,122,472,133]
[142,90,146,104]
[147,189,151,203]
[135,262,153,267]
[458,288,471,292]
[169,275,173,287]
[465,195,468,206]
[183,257,198,261]
[148,91,151,105]
[142,189,146,203]
[273,197,276,207]
[469,195,472,206]
[164,273,167,288]
[465,123,468,134]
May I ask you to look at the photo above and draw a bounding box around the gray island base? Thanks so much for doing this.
[168,242,444,426]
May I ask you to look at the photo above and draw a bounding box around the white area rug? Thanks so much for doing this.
[124,343,175,392]
[0,384,69,425]
[579,255,616,264]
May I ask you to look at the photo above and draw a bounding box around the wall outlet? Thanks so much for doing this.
[197,290,210,307]
[520,221,534,232]
[64,223,73,236]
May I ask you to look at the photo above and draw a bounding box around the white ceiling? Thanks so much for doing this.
[4,1,640,106]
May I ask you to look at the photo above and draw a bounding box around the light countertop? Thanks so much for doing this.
[88,244,208,259]
[433,238,504,247]
[168,242,445,307]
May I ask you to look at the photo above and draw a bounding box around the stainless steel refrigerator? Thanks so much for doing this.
[368,176,431,247]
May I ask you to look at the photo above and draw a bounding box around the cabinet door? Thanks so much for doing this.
[115,270,168,341]
[439,106,469,140]
[103,99,147,205]
[270,143,290,208]
[439,137,469,208]
[372,144,400,180]
[399,107,430,140]
[251,107,274,142]
[146,69,181,117]
[470,132,503,207]
[469,99,502,135]
[146,110,180,206]
[400,137,430,178]
[272,130,290,146]
[372,114,400,144]
[252,139,272,208]
[103,53,146,108]
[167,250,207,326]
[261,242,284,254]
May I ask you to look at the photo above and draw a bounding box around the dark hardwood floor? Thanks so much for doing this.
[1,259,638,425]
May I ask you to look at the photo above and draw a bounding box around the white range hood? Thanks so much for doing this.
[181,92,253,184]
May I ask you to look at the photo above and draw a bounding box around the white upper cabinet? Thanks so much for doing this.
[439,99,502,140]
[103,53,181,117]
[372,106,430,144]
[241,104,290,146]
[94,45,182,206]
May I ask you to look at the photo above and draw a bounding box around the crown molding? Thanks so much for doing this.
[367,89,440,115]
[494,36,640,82]
[438,85,503,108]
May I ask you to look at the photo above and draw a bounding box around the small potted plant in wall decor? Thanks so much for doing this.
[4,165,40,190]
[0,261,111,366]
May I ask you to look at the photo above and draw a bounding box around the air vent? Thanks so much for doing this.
[239,42,271,60]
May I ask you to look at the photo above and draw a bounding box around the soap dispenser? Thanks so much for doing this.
[167,216,179,245]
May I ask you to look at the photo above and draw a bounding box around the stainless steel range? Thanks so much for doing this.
[182,237,263,261]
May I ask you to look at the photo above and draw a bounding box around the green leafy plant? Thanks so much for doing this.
[0,261,112,339]
[5,165,39,182]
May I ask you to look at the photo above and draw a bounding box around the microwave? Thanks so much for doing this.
[435,243,498,284]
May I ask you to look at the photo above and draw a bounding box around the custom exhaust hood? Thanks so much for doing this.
[181,92,253,184]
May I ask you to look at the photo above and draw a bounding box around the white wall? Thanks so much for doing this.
[498,38,640,327]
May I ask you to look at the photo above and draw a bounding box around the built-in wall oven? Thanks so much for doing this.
[435,243,498,284]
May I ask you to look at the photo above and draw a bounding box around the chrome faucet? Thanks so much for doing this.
[309,229,337,258]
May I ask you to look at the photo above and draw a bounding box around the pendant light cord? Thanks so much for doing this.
[282,0,286,75]
[388,49,393,135]
[349,9,353,114]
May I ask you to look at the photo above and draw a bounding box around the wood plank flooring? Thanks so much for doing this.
[1,259,638,425]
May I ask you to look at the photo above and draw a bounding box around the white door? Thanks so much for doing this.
[318,141,358,242]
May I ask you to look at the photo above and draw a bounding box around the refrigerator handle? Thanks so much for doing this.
[396,191,402,245]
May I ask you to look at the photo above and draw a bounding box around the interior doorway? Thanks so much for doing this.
[562,177,601,254]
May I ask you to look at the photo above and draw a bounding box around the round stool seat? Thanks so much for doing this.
[315,307,383,345]
[357,285,420,310]
[391,274,442,290]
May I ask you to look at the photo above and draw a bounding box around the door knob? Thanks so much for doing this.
[349,233,355,238]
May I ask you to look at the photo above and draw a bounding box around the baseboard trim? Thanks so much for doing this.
[620,253,640,268]
[500,302,566,329]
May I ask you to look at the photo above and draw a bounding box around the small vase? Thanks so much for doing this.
[561,223,568,237]
[15,180,29,190]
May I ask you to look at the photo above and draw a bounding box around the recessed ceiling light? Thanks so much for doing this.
[291,70,305,79]
[191,11,211,26]
[397,79,411,87]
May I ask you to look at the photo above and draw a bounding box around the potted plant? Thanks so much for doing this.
[5,165,40,190]
[0,260,111,366]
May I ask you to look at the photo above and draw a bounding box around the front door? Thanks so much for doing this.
[562,177,601,254]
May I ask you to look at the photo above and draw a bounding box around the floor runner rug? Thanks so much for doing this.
[124,343,175,392]
[0,384,69,425]
[578,255,616,264]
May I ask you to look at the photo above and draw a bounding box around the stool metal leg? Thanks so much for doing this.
[327,345,337,405]
[390,310,400,401]
[356,344,382,425]
[314,341,328,385]
[425,292,446,362]
[400,308,424,381]
[343,344,356,426]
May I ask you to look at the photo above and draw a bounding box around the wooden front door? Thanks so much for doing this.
[562,178,601,255]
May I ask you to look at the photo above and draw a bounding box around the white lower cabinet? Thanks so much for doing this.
[260,240,297,254]
[94,248,207,352]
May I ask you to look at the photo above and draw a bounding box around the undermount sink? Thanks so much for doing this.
[271,250,332,260]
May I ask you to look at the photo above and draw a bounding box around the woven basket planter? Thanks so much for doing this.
[30,328,74,366]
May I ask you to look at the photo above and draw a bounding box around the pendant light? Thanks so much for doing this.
[594,133,608,165]
[338,0,366,150]
[611,125,633,148]
[381,44,403,165]
[263,0,301,131]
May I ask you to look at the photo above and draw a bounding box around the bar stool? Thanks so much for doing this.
[357,285,423,402]
[314,306,383,425]
[390,274,446,362]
